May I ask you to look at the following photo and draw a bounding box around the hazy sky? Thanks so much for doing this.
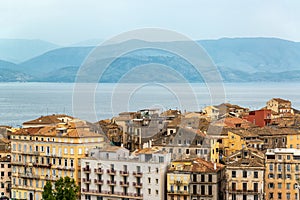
[1,0,300,45]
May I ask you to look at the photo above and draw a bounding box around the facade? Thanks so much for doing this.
[266,98,293,115]
[151,127,210,161]
[10,120,105,200]
[167,158,225,200]
[244,109,272,127]
[81,146,171,200]
[202,106,219,120]
[0,155,11,199]
[225,148,264,200]
[265,148,300,200]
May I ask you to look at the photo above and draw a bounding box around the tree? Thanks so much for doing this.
[42,177,79,200]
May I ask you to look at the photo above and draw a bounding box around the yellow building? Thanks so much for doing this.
[167,160,191,200]
[286,133,300,149]
[265,148,300,200]
[11,120,105,200]
[167,158,225,200]
[223,131,247,156]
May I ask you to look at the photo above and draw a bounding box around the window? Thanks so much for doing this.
[278,164,282,172]
[268,173,274,178]
[278,193,282,199]
[70,148,74,155]
[208,174,212,182]
[268,183,274,189]
[232,171,236,178]
[208,185,212,195]
[287,164,291,172]
[287,155,291,160]
[254,183,258,192]
[243,183,247,191]
[278,174,282,179]
[243,171,247,178]
[287,183,291,190]
[269,164,273,171]
[287,193,291,200]
[254,171,258,178]
[78,148,82,155]
[64,159,67,167]
[201,185,205,195]
[278,183,282,189]
[232,182,236,191]
[70,159,73,167]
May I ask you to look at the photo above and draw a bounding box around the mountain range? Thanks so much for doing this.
[0,37,300,82]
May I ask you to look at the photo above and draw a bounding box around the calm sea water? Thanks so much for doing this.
[0,82,299,126]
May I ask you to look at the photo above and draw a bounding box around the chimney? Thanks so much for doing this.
[214,163,217,170]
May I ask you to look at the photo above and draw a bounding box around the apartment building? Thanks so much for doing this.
[81,146,171,200]
[10,120,105,200]
[225,148,264,200]
[0,155,11,199]
[167,158,225,200]
[265,148,300,200]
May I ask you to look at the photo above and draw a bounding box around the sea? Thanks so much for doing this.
[0,82,299,127]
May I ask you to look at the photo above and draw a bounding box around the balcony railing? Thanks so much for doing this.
[120,181,129,187]
[83,167,91,173]
[81,189,143,199]
[133,172,143,177]
[133,182,143,187]
[107,169,116,175]
[120,170,129,176]
[82,178,91,183]
[107,180,117,185]
[94,179,103,184]
[94,168,103,174]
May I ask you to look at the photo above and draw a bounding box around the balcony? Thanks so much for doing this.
[168,190,189,195]
[19,173,40,179]
[80,190,143,199]
[107,169,116,175]
[133,182,143,187]
[33,163,52,168]
[120,181,129,187]
[83,166,91,173]
[107,180,117,185]
[94,179,103,184]
[82,178,91,183]
[133,172,143,177]
[120,170,129,176]
[11,161,24,166]
[94,168,103,174]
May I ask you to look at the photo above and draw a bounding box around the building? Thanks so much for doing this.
[151,127,210,161]
[244,109,272,127]
[266,98,293,115]
[22,114,73,128]
[81,146,171,200]
[167,158,225,200]
[265,148,300,200]
[10,120,105,200]
[225,148,264,200]
[0,155,11,199]
[202,106,220,120]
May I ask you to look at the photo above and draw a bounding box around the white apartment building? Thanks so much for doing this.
[81,146,171,200]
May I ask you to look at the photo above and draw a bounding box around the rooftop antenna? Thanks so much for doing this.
[47,107,48,115]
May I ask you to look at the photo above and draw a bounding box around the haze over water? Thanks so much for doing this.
[0,82,299,126]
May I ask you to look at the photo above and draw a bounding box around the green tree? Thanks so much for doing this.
[42,177,79,200]
[42,181,55,200]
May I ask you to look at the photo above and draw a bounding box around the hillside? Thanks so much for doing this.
[0,37,300,82]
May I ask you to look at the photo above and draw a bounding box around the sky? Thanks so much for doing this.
[1,0,300,45]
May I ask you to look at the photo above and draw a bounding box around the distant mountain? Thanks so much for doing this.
[0,39,59,63]
[198,37,300,73]
[19,47,94,77]
[1,37,300,82]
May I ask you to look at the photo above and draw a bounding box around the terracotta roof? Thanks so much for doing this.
[271,98,291,104]
[23,114,73,125]
[169,158,224,173]
[63,129,101,138]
